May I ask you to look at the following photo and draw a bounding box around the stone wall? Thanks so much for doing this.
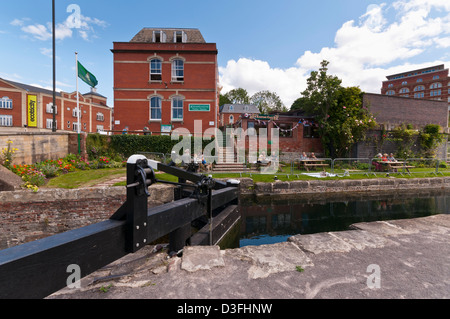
[238,177,450,197]
[0,184,173,250]
[0,132,87,165]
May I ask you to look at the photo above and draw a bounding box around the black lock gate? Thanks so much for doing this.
[0,155,239,299]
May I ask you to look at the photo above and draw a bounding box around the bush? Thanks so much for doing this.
[38,163,60,178]
[86,133,217,160]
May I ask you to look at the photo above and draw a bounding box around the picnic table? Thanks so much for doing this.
[386,161,415,174]
[298,159,329,171]
[373,161,415,175]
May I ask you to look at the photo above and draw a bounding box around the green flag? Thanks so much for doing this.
[77,61,98,88]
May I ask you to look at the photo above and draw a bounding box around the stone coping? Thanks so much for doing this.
[1,177,449,203]
[236,176,450,196]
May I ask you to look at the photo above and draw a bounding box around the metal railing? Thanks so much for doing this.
[169,155,450,178]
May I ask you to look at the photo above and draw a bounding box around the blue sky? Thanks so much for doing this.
[1,0,449,107]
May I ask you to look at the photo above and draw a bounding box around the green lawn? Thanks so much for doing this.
[42,165,450,190]
[44,168,126,189]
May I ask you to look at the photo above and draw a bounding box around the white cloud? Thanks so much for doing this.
[13,14,107,42]
[21,23,52,41]
[219,0,450,107]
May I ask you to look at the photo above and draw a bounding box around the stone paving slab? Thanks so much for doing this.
[181,246,225,272]
[225,242,313,279]
[288,232,354,254]
[351,214,450,237]
[47,214,450,299]
[349,220,413,236]
[288,230,397,255]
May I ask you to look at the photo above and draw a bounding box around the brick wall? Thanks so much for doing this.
[0,185,174,250]
[364,93,449,130]
[112,41,219,134]
[358,93,449,159]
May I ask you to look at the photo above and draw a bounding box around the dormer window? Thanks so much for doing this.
[153,30,166,43]
[174,31,187,43]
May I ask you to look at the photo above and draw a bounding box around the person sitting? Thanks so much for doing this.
[388,153,397,162]
[181,149,191,166]
[300,152,308,160]
[381,153,388,162]
[310,152,317,159]
[372,153,383,171]
[258,151,268,164]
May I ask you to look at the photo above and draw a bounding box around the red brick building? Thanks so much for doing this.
[381,64,449,110]
[112,28,219,135]
[237,110,324,159]
[219,104,260,127]
[0,78,112,133]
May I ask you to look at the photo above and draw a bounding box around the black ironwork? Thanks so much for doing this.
[0,155,239,299]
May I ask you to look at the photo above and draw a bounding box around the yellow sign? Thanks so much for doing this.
[27,95,37,127]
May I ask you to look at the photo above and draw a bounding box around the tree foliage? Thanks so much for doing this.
[299,60,377,157]
[250,90,287,113]
[221,88,287,113]
[221,88,250,104]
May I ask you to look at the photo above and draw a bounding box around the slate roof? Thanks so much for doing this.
[1,78,108,104]
[130,28,206,43]
[1,78,62,97]
[220,104,260,114]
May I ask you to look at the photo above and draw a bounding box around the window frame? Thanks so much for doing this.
[0,115,13,127]
[0,97,13,109]
[46,119,57,130]
[430,89,441,97]
[150,58,162,82]
[171,59,184,82]
[150,96,162,121]
[278,123,293,138]
[96,112,105,122]
[171,96,184,121]
[430,82,442,89]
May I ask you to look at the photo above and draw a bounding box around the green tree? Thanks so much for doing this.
[219,94,232,106]
[290,96,310,111]
[300,60,377,157]
[301,60,342,121]
[222,88,250,104]
[250,90,287,113]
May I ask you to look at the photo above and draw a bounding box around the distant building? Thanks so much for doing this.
[354,93,449,159]
[229,109,324,160]
[381,64,450,110]
[0,78,112,133]
[219,104,260,127]
[111,28,219,135]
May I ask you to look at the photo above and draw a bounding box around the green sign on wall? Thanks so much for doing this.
[189,104,210,112]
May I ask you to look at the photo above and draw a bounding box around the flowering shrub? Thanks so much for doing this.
[1,140,18,169]
[4,153,123,192]
[21,169,46,187]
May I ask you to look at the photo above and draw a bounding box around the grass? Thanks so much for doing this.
[44,168,126,189]
[43,166,450,189]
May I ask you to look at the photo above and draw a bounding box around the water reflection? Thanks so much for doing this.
[239,189,450,247]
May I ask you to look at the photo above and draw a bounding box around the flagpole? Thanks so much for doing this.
[76,52,81,154]
[52,0,56,132]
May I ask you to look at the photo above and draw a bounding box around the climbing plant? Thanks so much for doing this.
[419,124,444,158]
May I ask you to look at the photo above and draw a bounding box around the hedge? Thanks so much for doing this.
[86,134,216,159]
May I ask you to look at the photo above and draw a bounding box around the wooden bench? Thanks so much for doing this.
[301,162,329,171]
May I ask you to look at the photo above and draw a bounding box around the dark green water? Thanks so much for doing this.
[238,189,450,247]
